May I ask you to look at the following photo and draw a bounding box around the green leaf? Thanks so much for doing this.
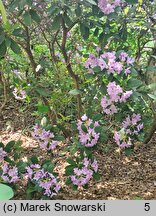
[148,83,156,90]
[127,78,142,89]
[5,141,15,153]
[94,27,99,36]
[36,88,50,96]
[124,148,133,156]
[0,142,4,148]
[0,0,7,24]
[30,9,41,23]
[4,156,13,164]
[75,4,82,17]
[72,185,78,191]
[46,164,55,173]
[147,66,156,72]
[16,161,27,173]
[148,93,156,100]
[80,23,89,40]
[5,36,11,47]
[51,15,62,31]
[84,148,92,156]
[65,178,72,186]
[0,41,7,56]
[30,156,39,164]
[55,135,64,141]
[63,13,72,27]
[12,28,25,38]
[81,124,88,133]
[23,11,32,26]
[26,183,37,194]
[69,89,81,95]
[0,35,5,44]
[94,126,102,133]
[125,0,138,3]
[38,105,49,113]
[65,165,75,175]
[93,114,102,121]
[0,184,14,200]
[10,39,21,54]
[100,133,108,142]
[66,158,77,166]
[83,184,89,189]
[93,172,101,181]
[85,0,97,5]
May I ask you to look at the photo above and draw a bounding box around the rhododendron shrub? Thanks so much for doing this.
[0,140,60,199]
[1,0,153,199]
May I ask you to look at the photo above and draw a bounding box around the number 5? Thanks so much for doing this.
[144,203,150,211]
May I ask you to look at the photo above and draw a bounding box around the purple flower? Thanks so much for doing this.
[25,164,42,180]
[127,57,135,65]
[77,115,100,147]
[85,51,134,76]
[67,31,71,38]
[120,90,133,102]
[70,157,98,186]
[98,58,107,70]
[0,148,7,162]
[137,123,144,131]
[81,114,88,121]
[114,131,132,149]
[119,52,128,62]
[84,54,98,69]
[25,164,61,198]
[49,141,58,150]
[125,67,131,76]
[131,113,141,125]
[101,82,133,115]
[32,124,58,151]
[122,113,143,134]
[39,172,61,198]
[1,164,19,183]
[115,113,144,148]
[91,159,98,173]
[98,0,121,15]
[13,87,26,100]
[96,46,101,53]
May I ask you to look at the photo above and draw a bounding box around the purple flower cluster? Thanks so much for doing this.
[84,54,98,74]
[1,163,19,183]
[0,148,7,162]
[114,113,144,148]
[98,0,121,15]
[77,114,100,147]
[32,124,58,151]
[101,82,133,115]
[71,158,98,186]
[122,113,144,135]
[13,87,26,100]
[114,130,133,148]
[26,164,61,198]
[84,51,134,75]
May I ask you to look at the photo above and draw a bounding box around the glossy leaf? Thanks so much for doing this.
[0,184,14,200]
